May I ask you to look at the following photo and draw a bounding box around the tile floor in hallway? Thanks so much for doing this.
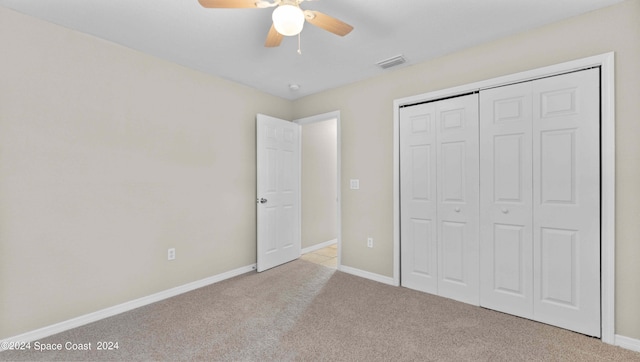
[300,244,337,269]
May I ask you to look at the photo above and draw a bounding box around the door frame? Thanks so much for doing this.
[392,52,615,344]
[295,111,342,269]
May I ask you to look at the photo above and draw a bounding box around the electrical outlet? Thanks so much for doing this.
[367,237,373,248]
[167,248,176,261]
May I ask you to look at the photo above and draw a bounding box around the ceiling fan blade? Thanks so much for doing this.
[198,0,260,8]
[265,24,284,47]
[304,10,353,36]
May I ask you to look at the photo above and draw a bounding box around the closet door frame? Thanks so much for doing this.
[393,52,615,344]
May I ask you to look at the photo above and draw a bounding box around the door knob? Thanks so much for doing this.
[454,207,461,213]
[257,198,268,204]
[501,208,509,214]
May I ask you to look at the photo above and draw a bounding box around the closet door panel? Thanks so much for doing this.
[441,221,465,283]
[401,67,601,337]
[400,103,438,294]
[479,83,533,318]
[532,68,600,337]
[436,94,480,305]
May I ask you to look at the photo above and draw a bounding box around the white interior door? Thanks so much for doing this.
[532,68,600,337]
[256,114,301,272]
[398,58,609,340]
[400,102,438,294]
[480,82,534,318]
[400,94,480,305]
[436,94,480,305]
[479,68,601,336]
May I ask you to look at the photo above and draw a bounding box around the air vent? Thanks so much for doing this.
[376,54,407,69]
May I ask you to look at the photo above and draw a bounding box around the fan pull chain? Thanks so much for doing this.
[297,33,302,55]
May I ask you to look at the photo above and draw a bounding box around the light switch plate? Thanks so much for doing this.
[350,179,360,190]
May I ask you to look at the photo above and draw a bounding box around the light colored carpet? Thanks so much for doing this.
[1,259,639,361]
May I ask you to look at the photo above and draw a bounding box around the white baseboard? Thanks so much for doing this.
[339,265,395,286]
[615,334,640,352]
[1,264,256,345]
[301,239,337,254]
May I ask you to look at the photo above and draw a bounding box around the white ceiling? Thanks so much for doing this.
[0,0,623,100]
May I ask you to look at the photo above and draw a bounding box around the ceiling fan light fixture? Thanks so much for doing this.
[272,5,305,36]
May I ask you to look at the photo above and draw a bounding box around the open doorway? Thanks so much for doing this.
[296,111,341,269]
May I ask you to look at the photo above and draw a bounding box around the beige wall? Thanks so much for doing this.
[0,7,292,338]
[2,0,640,342]
[292,0,640,339]
[301,119,337,249]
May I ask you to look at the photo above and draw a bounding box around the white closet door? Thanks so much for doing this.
[401,67,601,336]
[436,94,480,305]
[400,102,438,294]
[479,82,534,318]
[532,68,600,337]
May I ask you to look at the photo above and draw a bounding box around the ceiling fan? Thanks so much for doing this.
[197,0,353,48]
